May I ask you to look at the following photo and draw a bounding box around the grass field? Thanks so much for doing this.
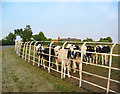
[2,47,87,92]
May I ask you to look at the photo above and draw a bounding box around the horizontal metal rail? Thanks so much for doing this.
[15,41,120,94]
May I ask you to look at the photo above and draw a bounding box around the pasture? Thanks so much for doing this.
[2,48,86,92]
[15,41,120,93]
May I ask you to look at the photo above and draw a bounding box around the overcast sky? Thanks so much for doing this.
[1,1,119,42]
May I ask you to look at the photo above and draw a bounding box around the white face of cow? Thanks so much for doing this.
[36,46,39,51]
[54,46,61,52]
[36,44,44,51]
[98,45,103,48]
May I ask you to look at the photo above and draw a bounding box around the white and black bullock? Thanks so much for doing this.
[95,45,110,65]
[36,43,56,68]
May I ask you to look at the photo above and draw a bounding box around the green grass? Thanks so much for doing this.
[2,47,86,92]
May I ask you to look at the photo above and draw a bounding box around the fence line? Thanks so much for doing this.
[15,40,120,93]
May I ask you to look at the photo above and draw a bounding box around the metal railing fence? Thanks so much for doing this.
[15,40,120,93]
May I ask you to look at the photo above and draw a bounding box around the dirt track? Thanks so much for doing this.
[2,48,86,92]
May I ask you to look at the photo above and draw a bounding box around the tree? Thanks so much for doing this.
[5,32,16,42]
[83,38,94,42]
[83,39,87,42]
[2,32,16,45]
[106,37,113,42]
[47,38,52,41]
[32,31,47,41]
[14,25,33,42]
[99,37,112,42]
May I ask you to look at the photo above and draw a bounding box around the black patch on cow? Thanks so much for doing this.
[101,46,110,53]
[42,48,55,62]
[96,46,102,53]
[67,51,71,59]
[86,46,95,57]
[73,52,81,59]
[72,51,74,55]
[73,45,79,50]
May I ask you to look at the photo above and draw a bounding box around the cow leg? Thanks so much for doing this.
[105,55,108,65]
[96,54,98,64]
[40,56,43,65]
[102,55,104,65]
[67,64,70,78]
[38,55,40,67]
[87,57,88,63]
[92,55,95,64]
[69,60,72,72]
[98,55,100,63]
[73,60,77,73]
[43,58,45,69]
[56,59,59,72]
[64,65,66,78]
[90,56,92,63]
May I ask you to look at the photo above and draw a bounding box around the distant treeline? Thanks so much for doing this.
[0,25,113,45]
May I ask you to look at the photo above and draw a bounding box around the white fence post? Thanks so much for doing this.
[15,41,17,52]
[28,41,34,62]
[79,42,87,87]
[20,41,22,56]
[25,42,30,61]
[61,41,67,79]
[106,43,116,94]
[15,41,18,54]
[19,41,23,56]
[16,41,19,55]
[48,41,54,73]
[22,42,27,59]
[18,41,20,56]
[33,41,38,65]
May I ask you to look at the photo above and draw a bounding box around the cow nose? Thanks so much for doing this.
[83,53,86,56]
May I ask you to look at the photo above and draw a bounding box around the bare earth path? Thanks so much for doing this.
[2,48,86,92]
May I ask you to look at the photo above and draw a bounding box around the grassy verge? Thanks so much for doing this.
[2,48,86,92]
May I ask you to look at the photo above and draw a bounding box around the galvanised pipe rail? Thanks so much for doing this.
[15,41,120,94]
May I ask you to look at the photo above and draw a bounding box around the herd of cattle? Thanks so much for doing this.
[35,42,110,77]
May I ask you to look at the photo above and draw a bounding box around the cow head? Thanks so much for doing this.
[95,45,102,53]
[101,45,110,53]
[36,44,44,55]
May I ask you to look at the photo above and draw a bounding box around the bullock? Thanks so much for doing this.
[85,46,95,63]
[101,45,110,65]
[95,45,110,65]
[36,43,44,66]
[36,43,56,68]
[55,48,73,78]
[54,44,81,77]
[95,45,103,64]
[66,44,87,73]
